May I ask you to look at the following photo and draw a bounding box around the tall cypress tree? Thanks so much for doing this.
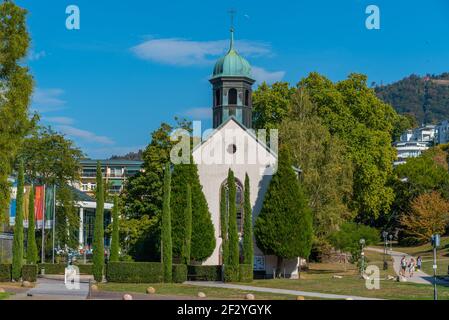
[243,174,253,266]
[227,169,239,268]
[109,195,120,262]
[170,162,215,262]
[255,147,313,276]
[220,184,228,265]
[161,163,172,282]
[12,161,25,280]
[92,162,104,282]
[181,184,192,265]
[26,185,38,264]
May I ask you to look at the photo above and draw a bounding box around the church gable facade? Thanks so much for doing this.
[192,28,301,278]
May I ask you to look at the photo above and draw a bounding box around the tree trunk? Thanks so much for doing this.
[276,256,283,278]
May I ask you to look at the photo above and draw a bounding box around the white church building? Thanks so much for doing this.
[192,28,301,278]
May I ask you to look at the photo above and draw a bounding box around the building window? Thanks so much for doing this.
[228,88,237,105]
[245,90,249,106]
[215,89,221,106]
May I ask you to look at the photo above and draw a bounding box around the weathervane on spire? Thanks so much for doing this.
[228,8,237,31]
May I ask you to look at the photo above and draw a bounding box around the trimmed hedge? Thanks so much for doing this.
[238,264,253,282]
[187,265,222,281]
[74,264,93,275]
[39,263,65,275]
[22,264,38,282]
[224,265,239,282]
[0,264,11,282]
[106,262,163,283]
[172,264,187,283]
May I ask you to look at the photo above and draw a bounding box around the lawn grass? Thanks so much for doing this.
[246,251,449,300]
[0,292,11,300]
[98,283,297,300]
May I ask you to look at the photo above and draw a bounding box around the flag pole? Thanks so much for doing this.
[52,185,56,264]
[41,185,46,264]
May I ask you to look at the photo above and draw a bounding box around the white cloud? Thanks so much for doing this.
[42,116,74,125]
[131,38,271,66]
[252,66,286,84]
[57,125,114,145]
[28,50,47,61]
[183,107,212,120]
[32,88,66,112]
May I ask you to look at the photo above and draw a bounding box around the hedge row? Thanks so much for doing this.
[22,265,38,282]
[0,264,11,282]
[224,265,239,282]
[172,264,187,283]
[38,263,94,275]
[187,265,222,281]
[106,262,163,283]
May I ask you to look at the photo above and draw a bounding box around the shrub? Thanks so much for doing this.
[0,264,11,282]
[238,264,253,283]
[224,265,239,282]
[38,263,66,275]
[75,264,93,275]
[106,262,163,283]
[22,264,38,282]
[187,265,222,281]
[172,264,187,283]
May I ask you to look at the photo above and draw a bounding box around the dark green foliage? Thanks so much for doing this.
[227,170,239,268]
[171,162,215,262]
[220,184,228,266]
[75,264,93,275]
[26,186,38,264]
[162,163,172,282]
[93,162,105,282]
[0,264,11,282]
[328,222,379,263]
[224,265,239,282]
[255,147,313,273]
[21,264,37,282]
[0,2,34,224]
[180,184,192,265]
[375,73,449,125]
[106,262,163,283]
[187,265,222,281]
[172,264,187,283]
[12,161,24,280]
[109,195,120,262]
[238,264,253,282]
[242,174,253,266]
[38,263,93,275]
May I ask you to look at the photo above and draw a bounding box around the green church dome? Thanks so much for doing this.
[212,29,253,79]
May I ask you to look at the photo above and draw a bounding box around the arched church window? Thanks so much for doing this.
[220,179,244,235]
[228,88,237,105]
[245,90,250,106]
[215,89,221,106]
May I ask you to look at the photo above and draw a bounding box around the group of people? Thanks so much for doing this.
[400,256,422,277]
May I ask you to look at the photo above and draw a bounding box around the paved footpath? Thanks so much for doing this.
[366,247,449,286]
[8,277,90,300]
[185,281,382,300]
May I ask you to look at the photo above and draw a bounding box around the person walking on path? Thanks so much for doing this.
[408,258,416,278]
[416,256,422,271]
[400,256,407,277]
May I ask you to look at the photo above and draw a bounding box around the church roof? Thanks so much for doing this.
[211,28,253,80]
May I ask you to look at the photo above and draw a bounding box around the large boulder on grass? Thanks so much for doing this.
[90,284,98,291]
[123,294,133,300]
[296,296,305,300]
[0,288,5,293]
[22,281,32,288]
[245,293,255,300]
[197,292,206,298]
[146,287,156,294]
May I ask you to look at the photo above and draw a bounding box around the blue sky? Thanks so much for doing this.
[17,0,449,158]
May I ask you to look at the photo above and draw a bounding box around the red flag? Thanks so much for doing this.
[35,186,45,224]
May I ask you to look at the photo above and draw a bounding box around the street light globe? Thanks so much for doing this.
[360,238,365,245]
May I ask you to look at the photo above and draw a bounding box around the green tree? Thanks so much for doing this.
[227,169,239,268]
[255,147,313,276]
[92,162,104,282]
[0,2,34,225]
[109,195,120,262]
[242,174,253,266]
[12,161,25,280]
[181,184,192,265]
[161,163,172,282]
[170,162,215,262]
[26,185,38,264]
[220,184,228,266]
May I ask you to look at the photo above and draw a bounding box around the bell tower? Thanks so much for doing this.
[210,27,255,129]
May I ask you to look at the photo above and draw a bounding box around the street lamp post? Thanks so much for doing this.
[389,234,393,252]
[359,238,366,277]
[431,234,440,301]
[382,231,388,270]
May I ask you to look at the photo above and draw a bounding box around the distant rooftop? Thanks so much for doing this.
[80,159,143,166]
